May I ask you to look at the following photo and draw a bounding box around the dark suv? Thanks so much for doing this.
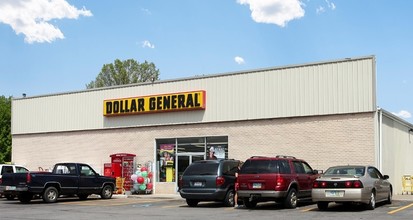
[237,155,319,209]
[179,159,241,207]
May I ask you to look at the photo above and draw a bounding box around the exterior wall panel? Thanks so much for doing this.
[12,56,376,134]
[381,112,413,195]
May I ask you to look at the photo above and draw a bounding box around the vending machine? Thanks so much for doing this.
[109,153,136,193]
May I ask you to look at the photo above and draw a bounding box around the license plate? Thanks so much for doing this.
[325,190,344,197]
[252,183,262,189]
[6,186,16,191]
[193,182,203,187]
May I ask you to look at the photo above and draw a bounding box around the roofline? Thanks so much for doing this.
[13,55,376,100]
[378,108,413,129]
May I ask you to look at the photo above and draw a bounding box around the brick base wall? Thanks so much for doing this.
[12,112,375,194]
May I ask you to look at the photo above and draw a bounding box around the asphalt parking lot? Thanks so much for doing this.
[1,194,413,220]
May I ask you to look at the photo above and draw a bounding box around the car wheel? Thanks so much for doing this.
[243,198,257,208]
[18,193,33,204]
[386,190,392,204]
[223,189,235,207]
[186,199,199,207]
[317,202,329,210]
[101,185,113,199]
[43,186,59,203]
[5,194,16,200]
[366,191,376,210]
[284,188,298,209]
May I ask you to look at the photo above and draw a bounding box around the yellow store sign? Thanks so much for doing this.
[104,90,206,116]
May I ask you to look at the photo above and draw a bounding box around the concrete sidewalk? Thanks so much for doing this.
[393,194,413,201]
[113,193,182,200]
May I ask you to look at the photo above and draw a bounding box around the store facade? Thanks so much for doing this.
[11,56,413,194]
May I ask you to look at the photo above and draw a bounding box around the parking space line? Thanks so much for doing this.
[388,203,413,214]
[301,207,317,212]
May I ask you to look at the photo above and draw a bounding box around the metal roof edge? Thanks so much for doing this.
[378,108,413,128]
[13,55,376,101]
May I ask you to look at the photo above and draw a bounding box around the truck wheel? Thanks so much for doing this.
[284,188,297,209]
[101,185,113,199]
[43,187,59,203]
[223,189,235,207]
[18,193,33,204]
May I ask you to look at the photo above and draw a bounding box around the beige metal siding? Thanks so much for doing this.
[380,112,413,194]
[12,56,376,134]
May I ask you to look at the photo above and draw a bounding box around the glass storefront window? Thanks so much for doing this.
[206,136,228,160]
[177,137,205,153]
[156,139,176,182]
[156,136,228,183]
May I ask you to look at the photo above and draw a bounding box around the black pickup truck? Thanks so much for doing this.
[0,163,116,203]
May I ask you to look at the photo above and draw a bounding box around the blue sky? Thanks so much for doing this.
[0,0,412,123]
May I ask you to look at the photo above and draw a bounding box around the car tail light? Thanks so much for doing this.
[26,173,31,184]
[275,176,286,189]
[313,181,327,188]
[345,180,363,188]
[216,176,225,187]
[313,180,363,188]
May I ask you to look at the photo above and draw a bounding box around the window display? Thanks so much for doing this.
[156,136,228,183]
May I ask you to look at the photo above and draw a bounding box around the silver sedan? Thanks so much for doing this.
[311,165,392,210]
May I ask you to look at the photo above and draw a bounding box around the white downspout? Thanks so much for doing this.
[378,108,383,171]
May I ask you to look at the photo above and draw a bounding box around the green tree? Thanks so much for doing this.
[86,59,160,89]
[0,96,12,163]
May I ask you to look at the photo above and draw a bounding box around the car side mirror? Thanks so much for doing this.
[314,170,323,174]
[383,175,389,180]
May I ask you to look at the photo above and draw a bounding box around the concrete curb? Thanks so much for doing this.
[113,193,413,201]
[113,193,182,200]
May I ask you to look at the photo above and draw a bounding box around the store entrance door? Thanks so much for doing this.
[176,153,204,184]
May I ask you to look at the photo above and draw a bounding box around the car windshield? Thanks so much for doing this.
[183,163,219,175]
[324,166,365,176]
[239,159,290,174]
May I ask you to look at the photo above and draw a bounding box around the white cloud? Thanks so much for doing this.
[234,56,245,64]
[141,8,152,15]
[317,0,336,14]
[392,110,412,119]
[316,6,325,14]
[237,0,305,27]
[0,0,92,44]
[326,0,336,10]
[142,40,155,49]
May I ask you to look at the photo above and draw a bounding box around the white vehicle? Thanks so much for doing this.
[0,164,29,200]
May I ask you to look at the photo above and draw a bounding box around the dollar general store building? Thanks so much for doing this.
[11,56,413,194]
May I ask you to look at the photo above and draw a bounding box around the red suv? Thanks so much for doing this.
[237,155,319,209]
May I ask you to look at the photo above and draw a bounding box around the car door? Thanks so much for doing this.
[367,167,389,200]
[54,164,79,194]
[292,161,314,197]
[78,164,102,194]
